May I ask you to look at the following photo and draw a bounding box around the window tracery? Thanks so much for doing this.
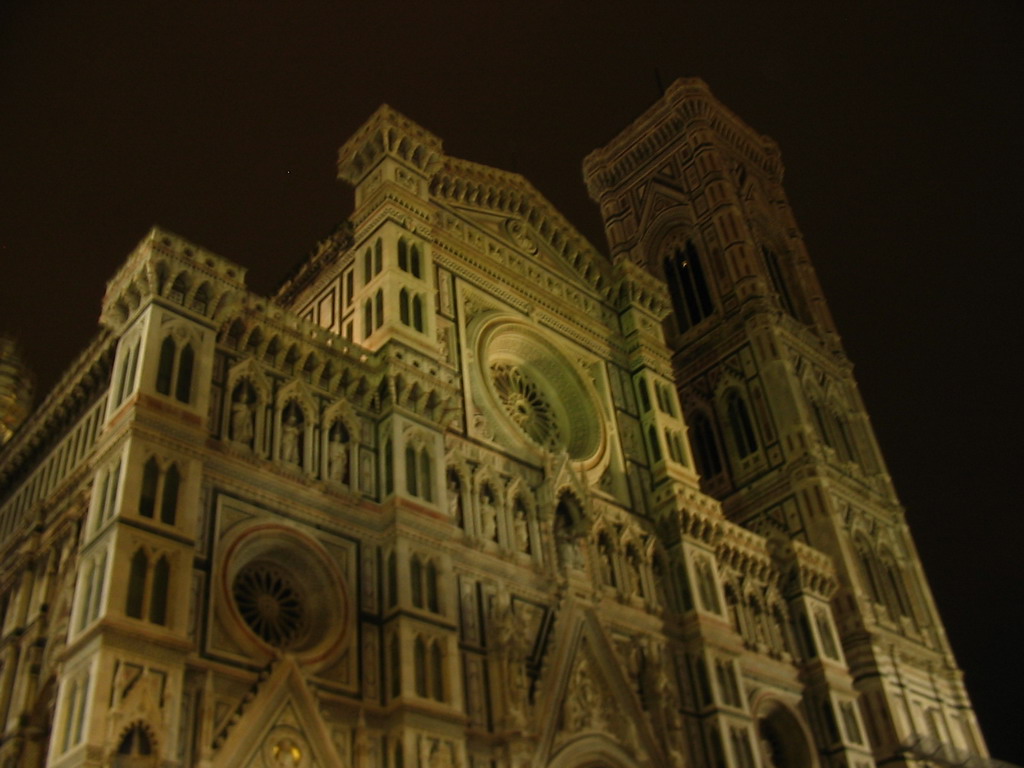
[490,363,560,450]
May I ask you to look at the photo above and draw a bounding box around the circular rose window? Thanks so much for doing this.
[219,523,349,667]
[477,318,604,465]
[233,562,307,649]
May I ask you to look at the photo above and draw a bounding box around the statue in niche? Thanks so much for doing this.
[479,485,498,542]
[513,502,530,553]
[447,471,463,527]
[280,403,302,465]
[555,512,582,571]
[230,382,255,447]
[328,421,349,483]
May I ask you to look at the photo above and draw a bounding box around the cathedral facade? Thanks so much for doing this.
[0,79,988,768]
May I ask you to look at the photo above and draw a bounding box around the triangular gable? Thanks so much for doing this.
[213,656,346,768]
[432,157,611,297]
[531,606,664,766]
[634,179,692,248]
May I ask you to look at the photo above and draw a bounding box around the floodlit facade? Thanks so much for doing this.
[0,79,988,768]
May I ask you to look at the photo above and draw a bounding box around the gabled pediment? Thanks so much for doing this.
[432,157,611,297]
[531,607,663,766]
[213,657,346,768]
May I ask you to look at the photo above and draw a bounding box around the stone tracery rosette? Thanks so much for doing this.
[216,522,350,669]
[474,316,607,470]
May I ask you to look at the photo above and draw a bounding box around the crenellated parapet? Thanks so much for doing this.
[336,104,444,185]
[772,538,839,601]
[100,227,248,332]
[583,77,782,203]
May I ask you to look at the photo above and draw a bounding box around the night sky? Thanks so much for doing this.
[1,1,1020,760]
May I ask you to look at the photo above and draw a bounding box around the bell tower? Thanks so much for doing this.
[584,78,987,766]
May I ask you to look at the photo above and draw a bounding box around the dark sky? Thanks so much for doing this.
[1,1,1020,760]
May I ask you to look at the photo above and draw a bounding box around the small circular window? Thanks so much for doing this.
[232,562,307,649]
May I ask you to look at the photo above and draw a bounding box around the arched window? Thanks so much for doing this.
[419,449,433,501]
[389,635,401,698]
[412,295,424,331]
[363,299,373,339]
[725,390,758,458]
[414,637,428,696]
[126,550,147,618]
[139,458,159,518]
[405,446,419,496]
[430,642,444,701]
[762,246,797,318]
[149,557,170,625]
[374,238,383,275]
[411,556,423,608]
[384,440,393,494]
[156,337,195,404]
[175,343,194,403]
[691,412,724,478]
[374,289,384,329]
[398,238,409,272]
[647,425,662,463]
[399,288,410,325]
[665,240,714,332]
[156,338,176,395]
[426,560,439,612]
[410,244,422,278]
[387,552,398,607]
[363,248,373,284]
[637,378,652,411]
[158,463,181,525]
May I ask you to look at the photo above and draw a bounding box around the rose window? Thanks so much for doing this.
[491,363,561,449]
[232,562,307,649]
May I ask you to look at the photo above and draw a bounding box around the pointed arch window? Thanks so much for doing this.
[155,337,195,404]
[725,390,758,458]
[414,637,428,696]
[665,240,714,332]
[762,246,797,317]
[398,238,409,272]
[691,412,723,477]
[139,458,180,525]
[125,548,171,626]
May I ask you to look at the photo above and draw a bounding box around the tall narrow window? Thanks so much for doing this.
[691,412,723,477]
[398,238,408,271]
[412,295,424,331]
[414,637,428,696]
[387,552,398,607]
[399,289,410,325]
[149,556,170,625]
[175,344,194,403]
[430,642,444,701]
[156,338,176,395]
[363,248,372,284]
[419,449,433,501]
[405,446,419,496]
[763,246,797,317]
[126,550,147,618]
[374,289,384,329]
[364,300,373,339]
[139,458,159,518]
[426,560,439,612]
[410,245,422,278]
[665,240,714,332]
[647,425,662,463]
[374,238,383,275]
[160,464,179,525]
[390,636,401,698]
[725,390,758,458]
[411,557,423,608]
